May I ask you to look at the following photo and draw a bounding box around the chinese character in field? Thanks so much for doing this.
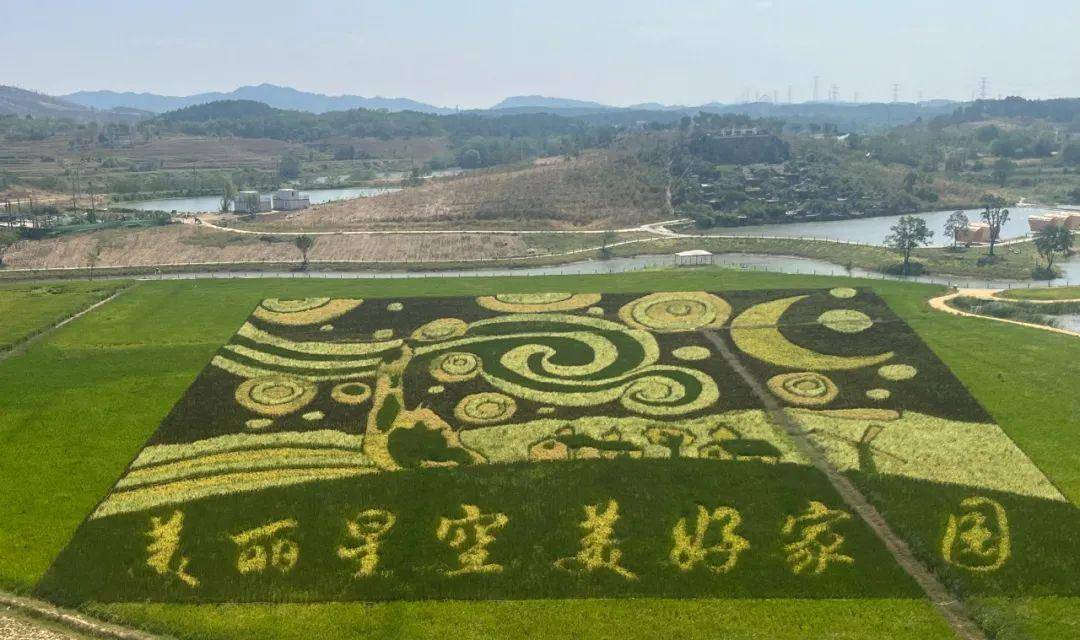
[231,519,299,574]
[338,509,396,578]
[145,510,199,588]
[670,505,749,573]
[436,504,508,576]
[942,496,1010,572]
[781,501,854,575]
[555,499,636,580]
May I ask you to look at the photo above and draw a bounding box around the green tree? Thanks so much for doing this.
[884,215,933,276]
[1062,141,1080,166]
[979,195,1010,257]
[991,157,1015,186]
[943,210,969,247]
[278,155,302,181]
[293,235,314,269]
[599,229,617,259]
[220,179,237,213]
[1033,225,1074,274]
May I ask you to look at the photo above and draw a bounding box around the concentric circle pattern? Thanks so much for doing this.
[454,392,517,425]
[618,292,731,333]
[767,372,839,406]
[235,376,317,416]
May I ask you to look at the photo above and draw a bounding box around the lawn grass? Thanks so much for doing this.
[0,269,1077,639]
[91,598,956,640]
[0,280,126,351]
[1001,285,1080,301]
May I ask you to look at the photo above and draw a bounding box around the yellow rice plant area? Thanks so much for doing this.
[35,289,1080,604]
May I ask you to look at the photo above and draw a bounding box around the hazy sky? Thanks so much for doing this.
[4,0,1079,108]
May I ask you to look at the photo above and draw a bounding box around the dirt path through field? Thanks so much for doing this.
[703,330,988,640]
[0,286,132,363]
[0,592,157,640]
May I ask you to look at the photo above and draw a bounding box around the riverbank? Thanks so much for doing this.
[1,233,1075,284]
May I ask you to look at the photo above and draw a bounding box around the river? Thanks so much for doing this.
[124,252,1078,290]
[688,207,1057,247]
[123,186,398,213]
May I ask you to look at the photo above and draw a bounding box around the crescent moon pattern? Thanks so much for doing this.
[731,295,894,371]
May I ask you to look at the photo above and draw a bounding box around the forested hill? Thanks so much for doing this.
[151,100,618,140]
[936,97,1080,125]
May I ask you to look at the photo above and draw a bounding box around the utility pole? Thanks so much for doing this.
[813,76,820,102]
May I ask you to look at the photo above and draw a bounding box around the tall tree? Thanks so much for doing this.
[1033,225,1074,273]
[884,215,934,275]
[294,235,314,269]
[979,195,1010,257]
[220,179,237,213]
[991,157,1015,186]
[943,210,969,247]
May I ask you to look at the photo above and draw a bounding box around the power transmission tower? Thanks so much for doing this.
[813,76,820,101]
[853,91,859,103]
[979,77,988,100]
[829,84,838,102]
[787,85,793,103]
[892,83,900,103]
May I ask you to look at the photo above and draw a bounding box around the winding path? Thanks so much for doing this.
[928,289,1080,338]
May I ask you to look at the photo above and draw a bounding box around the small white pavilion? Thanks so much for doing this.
[674,249,714,266]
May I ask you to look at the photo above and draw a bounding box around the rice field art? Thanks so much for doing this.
[37,289,1080,604]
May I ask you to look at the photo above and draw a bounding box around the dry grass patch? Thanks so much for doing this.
[250,149,671,231]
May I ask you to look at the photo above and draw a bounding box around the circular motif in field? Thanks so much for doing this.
[878,364,917,381]
[387,302,403,312]
[587,306,605,316]
[428,385,445,395]
[477,292,602,313]
[412,318,468,342]
[866,388,891,401]
[245,418,273,430]
[261,298,331,313]
[373,329,394,340]
[302,411,324,421]
[767,372,839,406]
[454,392,517,425]
[236,376,317,416]
[331,382,372,405]
[672,345,711,361]
[319,324,334,332]
[430,352,481,383]
[254,298,362,326]
[618,292,731,333]
[817,309,874,334]
[830,287,858,299]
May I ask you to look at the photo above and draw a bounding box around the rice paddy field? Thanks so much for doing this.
[1,269,1078,640]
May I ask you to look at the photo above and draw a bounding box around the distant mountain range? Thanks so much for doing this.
[0,85,149,123]
[62,83,458,115]
[7,82,967,132]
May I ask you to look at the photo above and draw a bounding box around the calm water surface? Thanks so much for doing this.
[124,186,398,213]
